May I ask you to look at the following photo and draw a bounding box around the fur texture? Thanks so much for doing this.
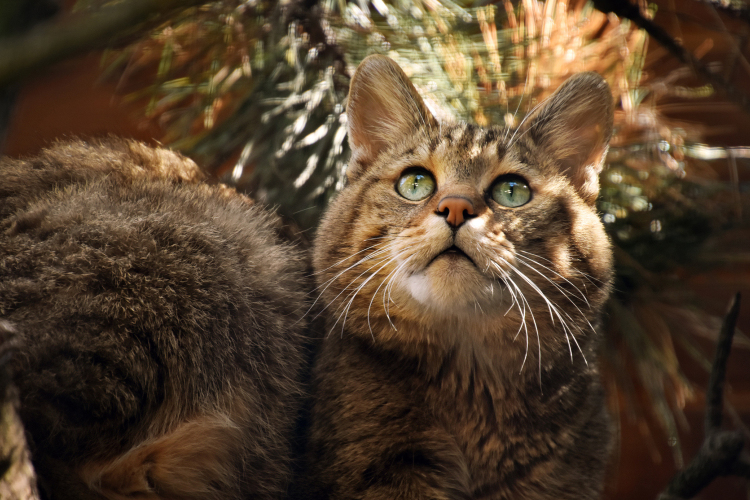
[0,138,312,500]
[305,55,615,499]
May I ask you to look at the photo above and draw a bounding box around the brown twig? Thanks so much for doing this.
[592,0,750,116]
[705,293,741,433]
[658,293,745,500]
[0,0,210,88]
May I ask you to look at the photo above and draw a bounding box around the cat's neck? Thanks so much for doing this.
[334,308,595,387]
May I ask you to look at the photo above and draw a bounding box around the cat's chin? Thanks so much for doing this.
[401,258,500,316]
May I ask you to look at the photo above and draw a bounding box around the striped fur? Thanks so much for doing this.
[305,55,615,499]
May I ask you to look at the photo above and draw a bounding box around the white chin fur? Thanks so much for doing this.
[405,272,433,305]
[403,263,497,315]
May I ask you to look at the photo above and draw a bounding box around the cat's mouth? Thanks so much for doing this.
[430,245,476,267]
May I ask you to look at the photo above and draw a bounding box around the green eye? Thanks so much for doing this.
[396,169,436,201]
[491,176,531,207]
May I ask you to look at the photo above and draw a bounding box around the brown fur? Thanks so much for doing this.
[305,55,615,499]
[0,138,312,500]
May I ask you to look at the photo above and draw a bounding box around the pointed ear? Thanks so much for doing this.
[346,55,437,178]
[522,72,613,205]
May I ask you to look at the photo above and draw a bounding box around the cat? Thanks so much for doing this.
[303,55,615,499]
[0,137,314,500]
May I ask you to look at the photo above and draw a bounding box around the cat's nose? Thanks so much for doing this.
[436,196,475,227]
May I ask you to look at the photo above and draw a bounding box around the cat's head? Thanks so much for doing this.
[314,55,613,355]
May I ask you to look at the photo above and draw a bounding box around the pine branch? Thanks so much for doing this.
[0,0,210,88]
[592,0,750,115]
[658,293,746,500]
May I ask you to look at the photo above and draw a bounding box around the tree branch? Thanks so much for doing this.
[705,293,741,433]
[0,0,210,88]
[592,0,750,115]
[658,293,745,500]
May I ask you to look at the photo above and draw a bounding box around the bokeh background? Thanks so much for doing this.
[1,0,750,498]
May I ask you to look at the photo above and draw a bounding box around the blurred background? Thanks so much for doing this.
[1,0,749,497]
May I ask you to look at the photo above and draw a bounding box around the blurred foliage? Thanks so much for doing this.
[81,0,750,466]
[101,0,648,227]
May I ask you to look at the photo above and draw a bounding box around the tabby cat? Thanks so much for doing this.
[0,138,312,500]
[305,55,615,499]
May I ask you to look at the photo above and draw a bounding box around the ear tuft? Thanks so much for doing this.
[346,55,437,177]
[523,72,614,204]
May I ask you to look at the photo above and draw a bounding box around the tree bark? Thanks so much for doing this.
[0,321,39,500]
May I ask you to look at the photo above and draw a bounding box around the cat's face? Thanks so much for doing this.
[314,56,613,354]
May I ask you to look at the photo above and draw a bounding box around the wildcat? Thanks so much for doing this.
[304,55,615,499]
[0,138,312,500]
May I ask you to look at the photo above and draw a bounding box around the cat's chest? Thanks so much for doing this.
[422,362,579,498]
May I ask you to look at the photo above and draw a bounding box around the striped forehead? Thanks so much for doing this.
[429,122,510,180]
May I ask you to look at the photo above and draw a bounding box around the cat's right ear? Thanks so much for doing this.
[346,55,437,178]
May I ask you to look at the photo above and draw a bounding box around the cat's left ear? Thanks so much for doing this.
[522,72,613,205]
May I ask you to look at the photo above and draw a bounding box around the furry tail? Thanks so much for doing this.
[79,414,245,500]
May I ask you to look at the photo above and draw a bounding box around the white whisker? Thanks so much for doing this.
[383,259,411,330]
[367,256,410,333]
[516,249,605,288]
[310,242,400,323]
[329,249,410,338]
[514,254,598,343]
[504,68,533,142]
[514,252,590,306]
[502,258,588,367]
[507,96,549,147]
[488,260,538,379]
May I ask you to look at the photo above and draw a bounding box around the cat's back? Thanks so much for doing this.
[0,138,311,500]
[0,137,205,220]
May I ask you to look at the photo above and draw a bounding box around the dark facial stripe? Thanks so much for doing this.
[343,203,361,233]
[428,136,441,154]
[496,140,507,162]
[457,124,477,151]
[365,226,388,246]
[479,128,499,147]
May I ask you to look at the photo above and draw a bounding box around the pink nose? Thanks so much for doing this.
[437,196,475,227]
